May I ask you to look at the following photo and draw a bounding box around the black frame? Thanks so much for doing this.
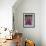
[23,13,35,28]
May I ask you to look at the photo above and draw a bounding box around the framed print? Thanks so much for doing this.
[23,13,35,28]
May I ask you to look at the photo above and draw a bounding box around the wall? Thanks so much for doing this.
[0,0,16,30]
[0,0,17,38]
[13,0,41,46]
[40,0,46,46]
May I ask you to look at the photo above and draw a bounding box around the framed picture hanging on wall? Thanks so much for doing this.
[23,13,35,28]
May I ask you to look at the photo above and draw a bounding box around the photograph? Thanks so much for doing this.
[23,13,35,28]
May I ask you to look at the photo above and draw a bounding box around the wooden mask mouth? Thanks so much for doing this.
[15,33,22,38]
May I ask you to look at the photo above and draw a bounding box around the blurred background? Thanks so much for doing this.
[0,0,46,46]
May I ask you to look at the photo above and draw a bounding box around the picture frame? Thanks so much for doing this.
[23,13,35,28]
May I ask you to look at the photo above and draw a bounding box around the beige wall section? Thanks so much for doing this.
[13,0,41,46]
